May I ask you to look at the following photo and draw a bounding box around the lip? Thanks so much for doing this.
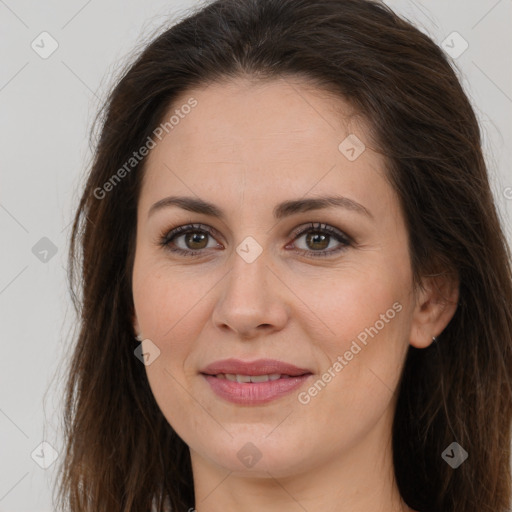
[200,358,312,377]
[200,358,313,405]
[202,374,313,405]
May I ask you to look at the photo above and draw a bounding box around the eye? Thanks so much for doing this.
[287,222,352,258]
[159,223,221,257]
[158,222,352,258]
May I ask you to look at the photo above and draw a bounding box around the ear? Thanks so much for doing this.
[409,270,459,349]
[132,310,141,340]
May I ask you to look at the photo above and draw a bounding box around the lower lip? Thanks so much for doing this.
[202,374,313,405]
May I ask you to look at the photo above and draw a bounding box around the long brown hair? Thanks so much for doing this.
[54,0,512,510]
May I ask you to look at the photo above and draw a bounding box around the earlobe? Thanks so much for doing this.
[409,271,459,349]
[132,312,141,340]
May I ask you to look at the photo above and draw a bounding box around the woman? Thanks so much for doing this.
[54,0,512,511]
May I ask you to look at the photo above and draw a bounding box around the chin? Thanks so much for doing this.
[190,430,317,478]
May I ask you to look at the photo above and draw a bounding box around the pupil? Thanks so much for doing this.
[187,232,207,249]
[307,232,328,250]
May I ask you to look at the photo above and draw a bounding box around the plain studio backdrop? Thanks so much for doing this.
[0,0,511,510]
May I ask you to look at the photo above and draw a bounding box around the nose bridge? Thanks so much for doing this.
[226,241,270,304]
[212,241,288,336]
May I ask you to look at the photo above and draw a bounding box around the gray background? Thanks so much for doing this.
[0,0,511,510]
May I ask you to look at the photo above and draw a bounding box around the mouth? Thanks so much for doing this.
[202,372,311,382]
[200,358,313,378]
[199,359,314,405]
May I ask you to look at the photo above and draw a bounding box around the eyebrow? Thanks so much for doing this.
[148,194,373,220]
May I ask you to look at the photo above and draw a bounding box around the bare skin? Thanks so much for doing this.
[132,76,458,512]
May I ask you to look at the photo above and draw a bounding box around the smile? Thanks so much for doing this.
[202,373,313,405]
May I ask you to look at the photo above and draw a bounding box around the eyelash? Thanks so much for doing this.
[158,222,352,258]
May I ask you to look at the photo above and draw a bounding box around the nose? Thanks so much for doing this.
[211,250,289,340]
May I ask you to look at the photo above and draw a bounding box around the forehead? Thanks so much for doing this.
[139,76,392,219]
[151,76,365,158]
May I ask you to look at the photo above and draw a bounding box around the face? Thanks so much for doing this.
[132,77,418,479]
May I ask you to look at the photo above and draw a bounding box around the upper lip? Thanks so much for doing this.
[200,358,312,377]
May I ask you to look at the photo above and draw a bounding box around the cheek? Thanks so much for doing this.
[132,258,209,396]
[133,267,204,432]
[295,263,410,411]
[133,257,203,341]
[296,263,407,350]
